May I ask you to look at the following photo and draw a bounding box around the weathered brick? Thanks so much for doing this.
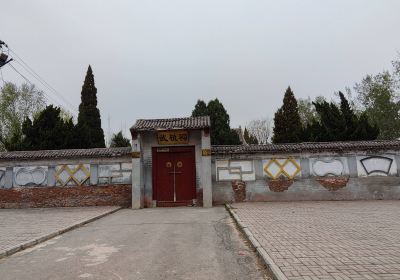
[0,185,131,208]
[231,180,246,202]
[317,177,349,191]
[267,179,294,192]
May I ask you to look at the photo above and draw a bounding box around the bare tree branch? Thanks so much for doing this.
[246,117,272,144]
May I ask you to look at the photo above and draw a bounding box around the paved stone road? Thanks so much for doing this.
[231,201,400,280]
[0,207,270,280]
[0,206,119,254]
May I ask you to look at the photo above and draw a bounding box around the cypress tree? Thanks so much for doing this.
[191,100,208,117]
[313,101,344,141]
[206,99,240,145]
[272,87,303,143]
[191,99,240,145]
[19,105,79,150]
[354,113,380,140]
[302,119,322,142]
[305,92,379,141]
[77,65,105,148]
[110,131,131,147]
[338,91,357,140]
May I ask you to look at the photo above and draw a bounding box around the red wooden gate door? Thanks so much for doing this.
[153,146,196,207]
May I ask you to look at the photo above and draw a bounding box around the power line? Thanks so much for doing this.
[8,63,35,86]
[9,49,78,113]
[13,58,77,109]
[13,59,77,114]
[8,63,75,115]
[9,63,60,106]
[1,41,77,117]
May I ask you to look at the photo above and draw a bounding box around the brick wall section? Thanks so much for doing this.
[0,185,132,208]
[267,179,294,192]
[317,177,349,191]
[231,180,246,202]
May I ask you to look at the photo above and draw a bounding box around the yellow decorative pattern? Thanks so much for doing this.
[55,164,90,186]
[131,151,141,158]
[264,158,301,179]
[157,130,189,145]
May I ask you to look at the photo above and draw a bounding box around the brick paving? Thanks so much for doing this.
[0,206,119,254]
[231,201,400,280]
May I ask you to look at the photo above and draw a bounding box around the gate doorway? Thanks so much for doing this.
[152,146,196,207]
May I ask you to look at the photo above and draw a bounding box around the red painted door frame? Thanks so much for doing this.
[152,146,196,207]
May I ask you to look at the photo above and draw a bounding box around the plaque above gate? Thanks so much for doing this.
[157,130,189,145]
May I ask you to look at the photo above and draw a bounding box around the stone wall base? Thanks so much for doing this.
[212,177,400,204]
[0,185,132,208]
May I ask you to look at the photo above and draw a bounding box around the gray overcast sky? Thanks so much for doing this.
[1,0,400,140]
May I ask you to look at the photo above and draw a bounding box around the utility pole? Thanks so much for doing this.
[0,40,13,68]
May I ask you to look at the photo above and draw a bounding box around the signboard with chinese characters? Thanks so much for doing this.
[157,130,189,145]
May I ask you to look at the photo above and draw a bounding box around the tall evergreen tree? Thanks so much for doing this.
[76,66,105,148]
[191,99,240,145]
[303,92,379,141]
[191,100,208,117]
[110,131,131,147]
[313,100,344,141]
[272,87,303,143]
[352,113,379,140]
[12,105,79,151]
[338,91,359,140]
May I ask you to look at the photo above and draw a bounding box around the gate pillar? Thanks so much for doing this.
[201,129,212,208]
[131,132,144,209]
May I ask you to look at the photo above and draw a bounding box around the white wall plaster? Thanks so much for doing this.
[310,158,348,177]
[216,159,255,181]
[98,163,132,185]
[121,162,132,170]
[13,166,48,186]
[99,164,120,177]
[357,155,397,177]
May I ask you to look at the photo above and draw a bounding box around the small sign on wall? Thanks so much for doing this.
[157,130,189,145]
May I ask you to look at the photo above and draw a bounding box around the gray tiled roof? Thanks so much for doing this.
[130,116,210,132]
[212,140,400,155]
[1,140,399,161]
[0,147,131,161]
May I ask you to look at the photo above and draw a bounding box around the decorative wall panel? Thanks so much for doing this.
[14,166,48,186]
[263,158,301,179]
[98,163,132,185]
[216,160,255,181]
[357,155,397,177]
[310,158,348,177]
[0,168,5,188]
[55,164,90,186]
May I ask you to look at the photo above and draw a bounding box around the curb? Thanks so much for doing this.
[225,204,288,280]
[0,206,122,260]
